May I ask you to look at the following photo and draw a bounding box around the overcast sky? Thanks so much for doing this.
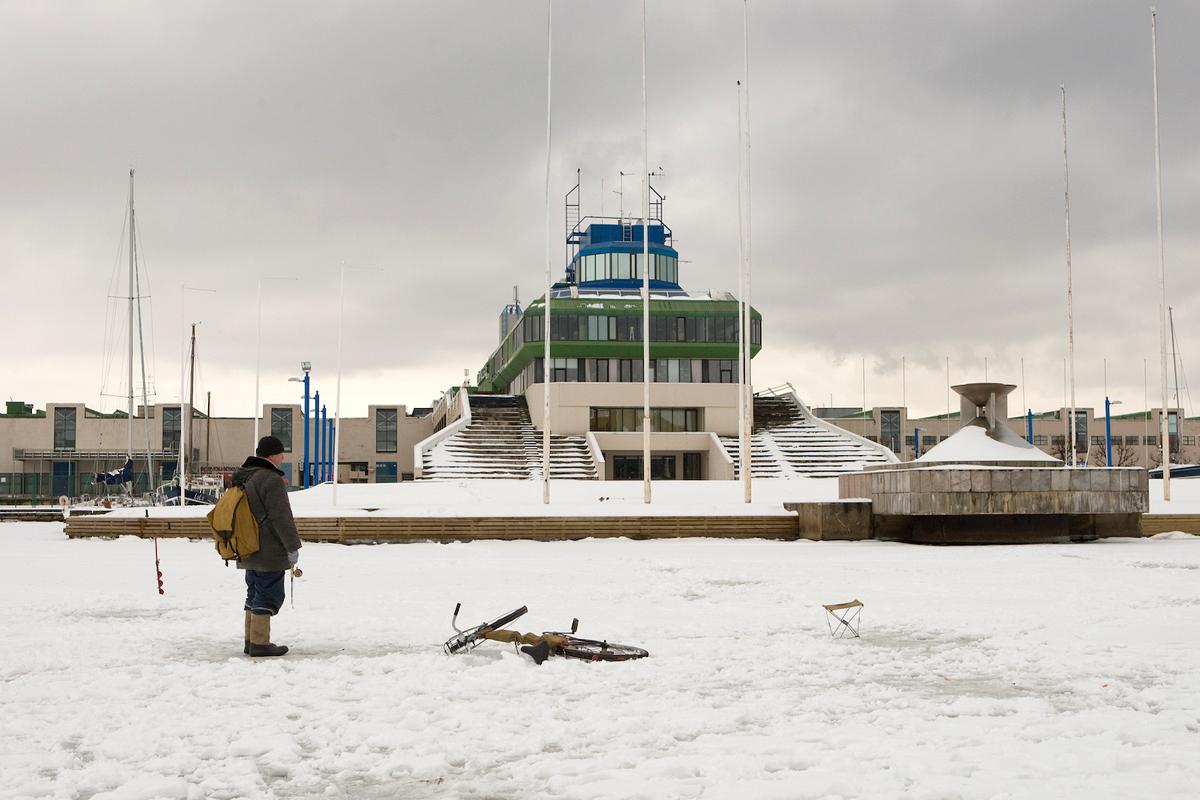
[2,1,1198,421]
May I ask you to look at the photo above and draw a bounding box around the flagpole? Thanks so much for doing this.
[740,0,753,503]
[736,79,746,490]
[542,0,554,503]
[1061,85,1077,467]
[641,0,652,503]
[1151,9,1171,498]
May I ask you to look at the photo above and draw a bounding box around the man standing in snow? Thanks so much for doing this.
[233,435,302,657]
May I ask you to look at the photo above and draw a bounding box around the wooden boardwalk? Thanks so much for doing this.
[62,514,802,543]
[1139,514,1200,536]
[57,510,1196,543]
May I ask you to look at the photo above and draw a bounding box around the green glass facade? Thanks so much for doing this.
[477,297,761,394]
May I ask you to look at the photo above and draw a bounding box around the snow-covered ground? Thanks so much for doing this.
[2,523,1198,799]
[94,479,841,520]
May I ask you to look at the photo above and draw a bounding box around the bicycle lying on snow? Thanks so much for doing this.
[443,604,650,664]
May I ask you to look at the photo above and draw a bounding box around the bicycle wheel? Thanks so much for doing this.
[557,636,649,662]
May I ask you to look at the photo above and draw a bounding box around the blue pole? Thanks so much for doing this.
[1026,409,1033,443]
[302,372,310,488]
[1105,396,1112,467]
[313,390,321,483]
[915,426,921,458]
[321,404,329,482]
[330,422,336,482]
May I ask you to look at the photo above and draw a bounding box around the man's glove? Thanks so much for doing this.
[287,550,299,566]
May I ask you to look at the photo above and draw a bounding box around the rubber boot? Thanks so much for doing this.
[248,613,289,657]
[244,611,252,655]
[520,639,551,665]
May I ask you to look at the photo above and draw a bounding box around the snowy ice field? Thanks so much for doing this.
[2,522,1199,800]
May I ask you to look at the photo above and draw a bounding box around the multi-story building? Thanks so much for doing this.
[471,205,762,481]
[0,399,432,503]
[816,404,1190,467]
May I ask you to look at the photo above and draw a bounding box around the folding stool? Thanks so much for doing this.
[823,599,863,639]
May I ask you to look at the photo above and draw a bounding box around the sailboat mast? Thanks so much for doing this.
[1152,9,1171,495]
[188,323,197,475]
[133,185,154,492]
[180,322,195,506]
[1169,307,1180,410]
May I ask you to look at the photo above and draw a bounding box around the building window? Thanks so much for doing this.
[1033,435,1048,445]
[612,455,677,480]
[683,452,702,480]
[1125,436,1140,446]
[880,410,901,453]
[1184,436,1196,447]
[1090,436,1104,446]
[162,407,181,452]
[270,408,293,452]
[376,461,398,483]
[401,472,414,481]
[1144,436,1157,446]
[590,407,699,432]
[376,408,398,453]
[921,436,938,447]
[53,407,76,450]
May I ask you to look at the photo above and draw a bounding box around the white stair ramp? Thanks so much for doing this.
[723,386,897,479]
[421,394,598,480]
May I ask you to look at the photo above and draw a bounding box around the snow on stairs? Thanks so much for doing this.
[720,392,897,478]
[422,394,597,480]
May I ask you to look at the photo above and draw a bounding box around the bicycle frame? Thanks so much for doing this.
[444,603,648,663]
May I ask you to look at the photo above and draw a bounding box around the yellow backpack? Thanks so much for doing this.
[206,486,261,564]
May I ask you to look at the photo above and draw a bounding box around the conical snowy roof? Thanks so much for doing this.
[916,418,1061,466]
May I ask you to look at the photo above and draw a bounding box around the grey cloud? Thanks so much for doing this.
[1,1,1197,418]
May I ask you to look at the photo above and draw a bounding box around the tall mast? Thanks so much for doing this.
[1152,9,1171,495]
[127,170,135,468]
[542,0,553,503]
[741,0,754,502]
[1061,85,1077,468]
[736,80,746,490]
[180,322,196,505]
[641,0,651,504]
[135,241,154,492]
[1170,307,1180,410]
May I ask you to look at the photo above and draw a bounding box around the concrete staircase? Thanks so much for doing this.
[421,394,598,480]
[720,390,898,478]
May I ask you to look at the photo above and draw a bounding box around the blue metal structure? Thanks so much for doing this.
[914,426,921,458]
[1026,409,1033,443]
[320,404,329,482]
[313,390,321,483]
[1105,396,1112,467]
[301,371,311,488]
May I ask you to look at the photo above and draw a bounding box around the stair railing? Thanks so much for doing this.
[413,388,473,478]
[584,432,605,480]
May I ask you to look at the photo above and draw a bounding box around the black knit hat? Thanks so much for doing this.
[256,435,285,458]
